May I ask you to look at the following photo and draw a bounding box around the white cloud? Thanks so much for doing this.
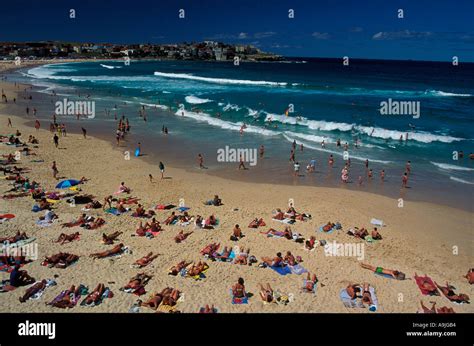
[372,30,433,40]
[312,32,330,40]
[238,32,248,39]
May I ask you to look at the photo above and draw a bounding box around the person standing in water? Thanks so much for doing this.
[259,145,265,159]
[238,155,247,170]
[402,172,408,188]
[380,170,385,182]
[82,127,87,139]
[159,161,165,179]
[197,154,204,169]
[328,155,334,167]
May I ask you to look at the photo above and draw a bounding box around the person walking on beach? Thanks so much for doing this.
[35,120,40,131]
[53,134,59,148]
[289,149,295,163]
[238,155,247,170]
[402,172,408,188]
[159,161,165,179]
[7,118,12,127]
[405,161,411,174]
[380,169,385,182]
[82,127,87,139]
[149,174,153,183]
[197,154,204,169]
[294,162,300,176]
[52,161,58,180]
[259,145,265,159]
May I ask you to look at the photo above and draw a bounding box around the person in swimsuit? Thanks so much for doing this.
[304,273,318,292]
[19,279,47,303]
[360,263,406,280]
[435,281,470,303]
[90,243,124,259]
[134,252,160,268]
[10,265,35,288]
[232,278,246,298]
[259,283,274,303]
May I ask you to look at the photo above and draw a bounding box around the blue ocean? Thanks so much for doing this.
[12,59,474,209]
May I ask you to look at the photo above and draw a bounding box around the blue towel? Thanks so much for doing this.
[230,289,248,304]
[270,265,292,276]
[319,226,335,234]
[289,264,308,275]
[177,207,190,212]
[375,272,394,279]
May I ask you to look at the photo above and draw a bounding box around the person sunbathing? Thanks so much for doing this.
[204,195,222,206]
[305,236,317,250]
[283,226,293,240]
[273,208,284,220]
[0,231,28,244]
[286,206,297,216]
[145,218,162,231]
[248,218,265,228]
[123,273,152,291]
[162,288,181,306]
[102,231,123,245]
[437,306,455,313]
[84,217,105,230]
[134,204,145,217]
[415,273,438,295]
[84,200,102,209]
[344,284,360,300]
[164,212,178,225]
[43,253,79,268]
[231,224,243,241]
[10,265,35,287]
[38,198,51,210]
[83,283,111,305]
[117,202,127,213]
[361,283,373,305]
[261,252,284,267]
[284,251,296,266]
[169,261,192,276]
[234,248,250,265]
[49,285,81,308]
[204,214,217,227]
[464,269,474,285]
[187,261,208,276]
[435,281,470,304]
[303,273,318,292]
[174,230,193,243]
[419,300,436,313]
[259,283,274,303]
[200,304,217,313]
[19,279,47,303]
[232,278,246,298]
[347,227,369,239]
[322,222,335,232]
[215,246,232,260]
[371,227,382,240]
[360,263,405,280]
[90,243,125,259]
[134,252,160,268]
[56,232,80,244]
[194,215,204,228]
[62,214,87,228]
[140,288,173,309]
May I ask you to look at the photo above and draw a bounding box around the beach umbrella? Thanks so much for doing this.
[55,179,81,189]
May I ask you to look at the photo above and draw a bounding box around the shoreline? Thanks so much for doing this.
[0,79,473,313]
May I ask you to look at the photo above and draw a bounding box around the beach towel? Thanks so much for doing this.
[230,289,248,304]
[272,218,295,224]
[0,280,16,292]
[215,250,236,262]
[339,288,364,308]
[48,284,88,308]
[415,275,439,296]
[27,279,57,301]
[36,219,54,227]
[368,286,379,312]
[177,206,190,212]
[289,264,308,275]
[261,230,285,238]
[370,218,384,227]
[155,204,175,210]
[104,207,130,216]
[270,265,292,276]
[375,272,395,279]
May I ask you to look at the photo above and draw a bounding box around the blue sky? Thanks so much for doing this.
[1,0,473,61]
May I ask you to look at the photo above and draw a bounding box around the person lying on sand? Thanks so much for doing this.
[169,261,192,276]
[62,214,87,228]
[140,288,173,309]
[259,283,274,303]
[464,269,474,285]
[38,198,51,210]
[234,248,251,265]
[162,288,181,306]
[344,284,360,300]
[261,252,284,267]
[164,212,178,225]
[215,246,232,260]
[19,279,47,303]
[435,281,470,304]
[56,232,80,244]
[414,273,438,295]
[419,300,455,314]
[200,243,220,257]
[90,243,125,259]
[83,283,112,305]
[174,230,193,243]
[360,263,406,280]
[10,265,35,288]
[84,200,102,209]
[204,195,222,206]
[83,217,105,230]
[0,231,28,244]
[42,253,79,268]
[305,236,317,250]
[283,226,293,240]
[232,278,246,298]
[102,231,123,245]
[49,285,82,308]
[117,202,127,213]
[134,252,160,268]
[347,227,369,239]
[122,273,152,291]
[132,204,155,218]
[361,283,374,305]
[322,222,336,232]
[187,261,208,276]
[303,273,318,292]
[371,227,382,240]
[248,218,265,228]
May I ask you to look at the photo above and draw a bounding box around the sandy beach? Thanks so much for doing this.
[0,72,473,313]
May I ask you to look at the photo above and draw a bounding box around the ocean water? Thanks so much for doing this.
[9,59,474,209]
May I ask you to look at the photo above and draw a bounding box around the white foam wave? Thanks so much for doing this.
[139,102,169,110]
[100,64,122,69]
[449,177,474,185]
[430,162,474,171]
[154,71,288,86]
[185,95,212,104]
